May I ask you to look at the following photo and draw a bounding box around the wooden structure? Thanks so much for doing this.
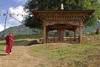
[31,10,95,44]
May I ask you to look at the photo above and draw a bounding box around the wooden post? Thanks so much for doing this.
[46,27,48,36]
[74,31,76,41]
[79,22,83,44]
[43,23,46,43]
[46,27,48,43]
[43,26,46,43]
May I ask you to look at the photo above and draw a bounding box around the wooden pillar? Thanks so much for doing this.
[74,26,78,41]
[43,23,46,43]
[74,31,76,40]
[63,30,66,40]
[79,22,83,44]
[46,27,48,36]
[58,29,62,40]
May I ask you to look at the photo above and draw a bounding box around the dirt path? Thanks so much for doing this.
[0,41,42,67]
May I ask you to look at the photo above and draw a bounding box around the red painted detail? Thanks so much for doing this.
[46,38,79,43]
[80,41,82,44]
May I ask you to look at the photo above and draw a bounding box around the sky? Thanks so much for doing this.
[0,0,28,32]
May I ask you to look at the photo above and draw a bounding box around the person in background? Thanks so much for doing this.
[5,32,14,55]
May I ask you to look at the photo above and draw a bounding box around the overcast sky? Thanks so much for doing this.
[0,0,28,32]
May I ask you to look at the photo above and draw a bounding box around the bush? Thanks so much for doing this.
[96,31,99,34]
[96,29,99,34]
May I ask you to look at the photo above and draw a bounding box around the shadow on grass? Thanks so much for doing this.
[0,43,6,46]
[27,40,42,46]
[14,40,43,46]
[0,40,41,46]
[0,54,6,56]
[0,50,5,52]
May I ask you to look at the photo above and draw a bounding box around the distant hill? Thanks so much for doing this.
[82,23,100,33]
[0,23,100,37]
[0,25,43,37]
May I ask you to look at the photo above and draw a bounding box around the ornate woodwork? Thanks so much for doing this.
[31,10,95,44]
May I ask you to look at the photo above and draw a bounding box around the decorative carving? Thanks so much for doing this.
[45,22,79,26]
[31,10,95,44]
[36,13,91,23]
[80,23,83,27]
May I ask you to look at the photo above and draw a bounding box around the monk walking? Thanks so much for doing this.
[5,32,14,55]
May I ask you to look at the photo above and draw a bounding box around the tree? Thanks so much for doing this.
[24,0,100,28]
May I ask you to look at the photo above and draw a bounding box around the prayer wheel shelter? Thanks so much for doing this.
[31,10,95,44]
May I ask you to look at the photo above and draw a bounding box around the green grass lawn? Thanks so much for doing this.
[0,34,100,67]
[0,35,33,46]
[29,43,100,67]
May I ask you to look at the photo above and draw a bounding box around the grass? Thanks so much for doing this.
[28,43,100,67]
[0,34,100,67]
[0,45,4,53]
[14,35,31,40]
[0,35,33,46]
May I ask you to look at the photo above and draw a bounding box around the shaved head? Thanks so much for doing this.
[9,32,12,36]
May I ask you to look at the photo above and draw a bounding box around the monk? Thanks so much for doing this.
[5,32,14,55]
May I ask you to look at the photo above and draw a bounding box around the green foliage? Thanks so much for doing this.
[90,30,95,35]
[96,31,99,34]
[96,30,99,34]
[24,17,43,28]
[24,0,100,28]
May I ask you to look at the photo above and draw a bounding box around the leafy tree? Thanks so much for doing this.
[24,0,100,28]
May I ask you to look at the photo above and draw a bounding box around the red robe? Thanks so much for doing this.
[5,35,14,53]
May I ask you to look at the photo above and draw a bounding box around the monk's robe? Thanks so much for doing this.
[11,35,14,44]
[5,35,14,53]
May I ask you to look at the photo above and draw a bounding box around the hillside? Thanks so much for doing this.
[0,23,100,37]
[0,25,43,37]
